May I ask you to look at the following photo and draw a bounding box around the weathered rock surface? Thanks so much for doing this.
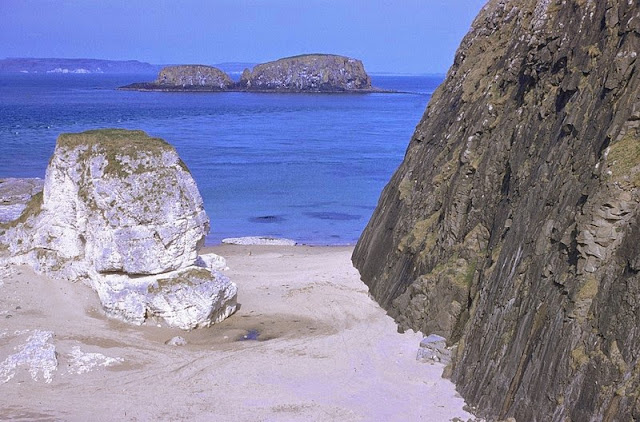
[238,54,373,92]
[353,0,640,420]
[120,65,233,91]
[0,129,237,329]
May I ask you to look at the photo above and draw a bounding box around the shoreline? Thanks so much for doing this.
[117,84,397,94]
[0,244,475,421]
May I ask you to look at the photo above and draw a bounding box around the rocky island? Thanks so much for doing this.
[353,0,639,420]
[120,54,383,93]
[0,129,237,329]
[120,65,234,91]
[237,54,373,92]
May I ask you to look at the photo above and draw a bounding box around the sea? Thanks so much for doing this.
[0,73,442,245]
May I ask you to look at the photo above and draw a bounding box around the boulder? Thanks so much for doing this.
[0,129,237,329]
[416,334,450,365]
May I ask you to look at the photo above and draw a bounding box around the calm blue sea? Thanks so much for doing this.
[0,73,441,245]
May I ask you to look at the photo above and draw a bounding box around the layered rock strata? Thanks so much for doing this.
[120,65,233,91]
[353,0,640,420]
[0,129,237,329]
[237,54,373,92]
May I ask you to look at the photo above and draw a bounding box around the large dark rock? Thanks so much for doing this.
[353,0,640,420]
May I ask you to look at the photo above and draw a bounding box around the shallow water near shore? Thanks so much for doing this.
[0,73,440,244]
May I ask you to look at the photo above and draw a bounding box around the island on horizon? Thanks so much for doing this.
[118,54,390,93]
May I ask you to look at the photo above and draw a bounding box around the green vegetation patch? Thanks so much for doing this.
[279,53,343,61]
[58,129,173,153]
[398,211,440,253]
[576,275,600,301]
[570,345,590,370]
[430,255,475,289]
[57,129,187,178]
[607,128,640,187]
[151,267,212,293]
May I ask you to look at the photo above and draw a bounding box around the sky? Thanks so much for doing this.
[0,0,487,74]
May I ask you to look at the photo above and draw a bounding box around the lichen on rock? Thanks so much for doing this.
[0,129,237,329]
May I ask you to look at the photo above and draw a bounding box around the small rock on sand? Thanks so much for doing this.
[166,336,188,346]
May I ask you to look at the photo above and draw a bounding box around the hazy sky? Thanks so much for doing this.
[0,0,487,74]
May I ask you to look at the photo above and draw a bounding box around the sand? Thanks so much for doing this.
[0,245,475,421]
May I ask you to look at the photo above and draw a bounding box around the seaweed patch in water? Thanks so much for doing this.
[249,215,287,223]
[303,212,362,221]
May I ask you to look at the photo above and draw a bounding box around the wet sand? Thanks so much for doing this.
[0,245,474,421]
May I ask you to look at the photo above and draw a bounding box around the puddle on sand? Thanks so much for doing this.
[237,329,261,341]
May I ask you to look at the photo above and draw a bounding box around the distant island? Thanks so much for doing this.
[237,54,373,92]
[0,57,256,76]
[119,54,387,93]
[0,58,162,74]
[120,65,234,91]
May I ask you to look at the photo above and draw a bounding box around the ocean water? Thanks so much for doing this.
[0,73,441,245]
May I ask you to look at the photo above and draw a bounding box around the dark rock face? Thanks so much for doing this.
[237,54,373,92]
[120,65,233,91]
[353,1,639,420]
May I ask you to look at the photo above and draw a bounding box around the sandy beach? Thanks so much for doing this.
[1,245,474,421]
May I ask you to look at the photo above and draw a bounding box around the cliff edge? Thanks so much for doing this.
[353,0,639,420]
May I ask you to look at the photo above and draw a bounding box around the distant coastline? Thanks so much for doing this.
[0,57,434,79]
[0,57,257,76]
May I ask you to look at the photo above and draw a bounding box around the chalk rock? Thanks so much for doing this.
[165,336,188,346]
[0,129,237,329]
[196,252,229,271]
[67,346,123,374]
[0,330,57,384]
